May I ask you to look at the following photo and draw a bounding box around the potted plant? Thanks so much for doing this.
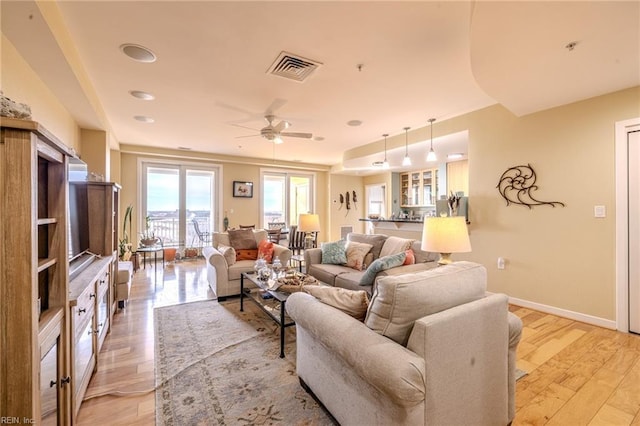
[119,204,133,260]
[140,215,159,247]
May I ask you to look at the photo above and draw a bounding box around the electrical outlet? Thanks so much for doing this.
[497,257,505,270]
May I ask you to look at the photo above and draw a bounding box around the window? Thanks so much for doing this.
[261,170,314,227]
[141,160,220,248]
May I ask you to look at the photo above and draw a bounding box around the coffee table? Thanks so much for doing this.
[240,271,296,358]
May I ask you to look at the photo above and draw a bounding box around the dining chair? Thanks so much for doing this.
[266,229,281,243]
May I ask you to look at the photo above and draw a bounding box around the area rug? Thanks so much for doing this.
[516,368,528,381]
[154,299,335,425]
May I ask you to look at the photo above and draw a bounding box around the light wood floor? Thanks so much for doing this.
[77,259,640,425]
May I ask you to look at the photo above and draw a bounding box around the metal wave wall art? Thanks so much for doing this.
[497,164,565,209]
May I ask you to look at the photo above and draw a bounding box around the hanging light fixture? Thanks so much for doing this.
[427,118,437,162]
[402,127,412,166]
[382,134,390,169]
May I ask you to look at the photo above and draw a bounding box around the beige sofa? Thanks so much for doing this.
[304,232,439,295]
[202,229,292,299]
[286,261,523,426]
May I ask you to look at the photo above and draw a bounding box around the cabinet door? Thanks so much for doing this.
[73,315,95,416]
[400,173,410,206]
[411,172,420,205]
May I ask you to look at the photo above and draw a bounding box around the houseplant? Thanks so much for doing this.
[119,204,133,260]
[140,215,159,247]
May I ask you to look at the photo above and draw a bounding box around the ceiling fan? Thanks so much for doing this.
[236,115,312,144]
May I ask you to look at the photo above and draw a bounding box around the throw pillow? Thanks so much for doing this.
[257,239,275,263]
[228,228,257,250]
[217,244,236,266]
[321,240,347,265]
[303,286,370,321]
[379,236,414,258]
[359,251,407,286]
[364,261,487,346]
[403,249,415,265]
[347,233,387,260]
[345,241,373,271]
[228,228,258,261]
[236,249,258,261]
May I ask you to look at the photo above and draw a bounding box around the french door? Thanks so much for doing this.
[261,171,314,227]
[141,161,219,248]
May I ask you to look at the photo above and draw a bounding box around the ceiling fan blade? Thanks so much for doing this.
[273,120,291,133]
[281,132,313,139]
[230,123,260,131]
[235,134,260,139]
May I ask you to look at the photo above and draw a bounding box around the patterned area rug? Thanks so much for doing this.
[154,299,335,425]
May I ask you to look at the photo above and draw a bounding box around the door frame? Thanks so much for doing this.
[615,117,640,332]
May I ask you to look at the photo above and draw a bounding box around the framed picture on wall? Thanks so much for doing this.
[233,181,253,198]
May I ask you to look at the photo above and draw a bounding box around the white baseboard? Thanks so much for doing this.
[507,296,617,330]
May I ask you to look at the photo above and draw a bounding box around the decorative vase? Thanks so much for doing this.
[140,237,159,247]
[223,214,229,231]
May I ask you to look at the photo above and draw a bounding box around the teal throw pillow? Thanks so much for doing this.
[359,251,407,286]
[321,240,347,265]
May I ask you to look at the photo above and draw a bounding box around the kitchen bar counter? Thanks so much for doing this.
[359,218,424,239]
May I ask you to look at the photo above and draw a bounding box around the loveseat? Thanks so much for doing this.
[304,232,439,295]
[286,261,523,426]
[202,229,292,299]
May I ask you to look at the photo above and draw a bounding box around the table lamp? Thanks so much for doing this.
[298,213,320,249]
[421,216,471,265]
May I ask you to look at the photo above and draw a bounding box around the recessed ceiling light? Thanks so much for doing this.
[129,90,155,100]
[372,161,384,167]
[120,43,157,63]
[134,115,154,123]
[447,153,464,160]
[347,120,362,127]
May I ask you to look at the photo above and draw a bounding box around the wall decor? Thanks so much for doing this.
[233,181,253,198]
[497,164,565,209]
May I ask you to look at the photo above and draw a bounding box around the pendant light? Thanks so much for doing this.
[402,127,412,166]
[382,134,390,169]
[427,118,437,162]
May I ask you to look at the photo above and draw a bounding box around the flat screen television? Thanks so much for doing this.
[68,182,90,261]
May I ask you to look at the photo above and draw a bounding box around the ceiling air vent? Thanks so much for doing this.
[267,51,322,82]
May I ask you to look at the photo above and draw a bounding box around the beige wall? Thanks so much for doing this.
[327,174,366,241]
[80,129,109,180]
[1,35,80,151]
[441,87,639,321]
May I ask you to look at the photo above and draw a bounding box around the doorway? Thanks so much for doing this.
[615,118,640,333]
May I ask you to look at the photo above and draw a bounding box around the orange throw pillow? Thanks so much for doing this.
[257,239,275,263]
[236,249,258,261]
[403,249,416,265]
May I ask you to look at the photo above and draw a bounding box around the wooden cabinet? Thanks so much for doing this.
[68,255,113,421]
[86,182,120,327]
[400,168,438,207]
[1,118,73,424]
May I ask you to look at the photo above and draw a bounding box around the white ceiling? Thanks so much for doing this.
[2,1,638,172]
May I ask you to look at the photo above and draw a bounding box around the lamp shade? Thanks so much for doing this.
[421,216,471,264]
[298,213,320,232]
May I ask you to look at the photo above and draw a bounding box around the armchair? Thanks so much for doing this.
[202,229,292,299]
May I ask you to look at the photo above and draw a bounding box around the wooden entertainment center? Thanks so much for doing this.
[0,118,120,424]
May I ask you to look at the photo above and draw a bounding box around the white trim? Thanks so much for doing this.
[615,118,640,332]
[508,297,617,330]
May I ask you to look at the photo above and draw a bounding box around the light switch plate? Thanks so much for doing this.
[594,205,606,218]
